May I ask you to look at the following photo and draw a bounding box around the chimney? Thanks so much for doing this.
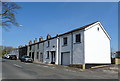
[29,40,32,45]
[47,34,51,39]
[34,38,37,43]
[56,34,59,37]
[39,36,43,42]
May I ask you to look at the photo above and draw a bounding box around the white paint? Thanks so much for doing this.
[84,22,111,64]
[13,64,22,68]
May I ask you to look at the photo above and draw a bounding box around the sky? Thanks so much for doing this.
[2,2,118,51]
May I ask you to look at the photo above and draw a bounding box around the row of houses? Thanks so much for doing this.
[18,21,111,68]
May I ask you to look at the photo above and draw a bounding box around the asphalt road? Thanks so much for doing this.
[2,59,118,79]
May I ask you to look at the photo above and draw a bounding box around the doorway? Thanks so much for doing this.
[51,51,56,64]
[40,53,43,62]
[32,52,34,61]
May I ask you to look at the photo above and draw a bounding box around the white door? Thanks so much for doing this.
[61,52,70,65]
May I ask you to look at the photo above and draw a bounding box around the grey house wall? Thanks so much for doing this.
[26,31,85,65]
[59,33,72,65]
[27,45,36,60]
[34,43,44,62]
[43,38,58,64]
[72,30,84,64]
[59,30,84,65]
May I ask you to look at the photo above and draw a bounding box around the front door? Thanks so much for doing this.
[51,51,56,64]
[40,53,43,62]
[32,52,34,61]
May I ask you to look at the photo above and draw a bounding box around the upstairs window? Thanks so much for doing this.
[76,34,81,43]
[97,27,99,31]
[63,37,67,45]
[29,46,32,50]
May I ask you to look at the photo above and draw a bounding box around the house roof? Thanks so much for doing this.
[20,21,110,47]
[27,21,98,46]
[58,21,98,36]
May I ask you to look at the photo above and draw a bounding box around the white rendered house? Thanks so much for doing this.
[58,21,111,66]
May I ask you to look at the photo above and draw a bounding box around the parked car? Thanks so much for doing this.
[2,54,11,59]
[2,54,8,59]
[6,54,11,59]
[20,56,33,63]
[9,55,17,60]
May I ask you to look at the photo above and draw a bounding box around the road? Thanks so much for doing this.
[2,59,118,79]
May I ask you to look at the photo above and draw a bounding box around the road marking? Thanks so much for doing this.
[43,66,48,67]
[25,63,31,64]
[13,64,22,68]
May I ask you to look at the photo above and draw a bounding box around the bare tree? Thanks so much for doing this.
[0,2,21,29]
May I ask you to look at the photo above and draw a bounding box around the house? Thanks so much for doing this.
[58,21,111,67]
[18,45,27,59]
[19,21,111,69]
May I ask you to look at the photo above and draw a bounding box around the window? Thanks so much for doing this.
[37,44,39,49]
[97,27,99,31]
[29,46,31,50]
[63,37,67,45]
[76,34,81,43]
[36,52,39,59]
[46,51,49,59]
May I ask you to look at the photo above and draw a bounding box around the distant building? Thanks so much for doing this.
[19,21,111,69]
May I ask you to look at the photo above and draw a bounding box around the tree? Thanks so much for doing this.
[1,46,14,56]
[0,2,21,29]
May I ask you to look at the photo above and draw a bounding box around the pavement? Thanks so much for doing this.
[2,58,118,79]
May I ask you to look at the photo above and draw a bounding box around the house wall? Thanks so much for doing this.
[59,34,72,65]
[72,30,84,64]
[84,23,111,64]
[34,43,44,62]
[27,45,35,60]
[19,46,27,59]
[43,38,59,64]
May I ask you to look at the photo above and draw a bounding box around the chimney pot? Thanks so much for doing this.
[29,40,32,45]
[47,34,51,39]
[34,38,37,43]
[39,36,43,42]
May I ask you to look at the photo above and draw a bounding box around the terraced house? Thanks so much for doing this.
[19,21,111,68]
